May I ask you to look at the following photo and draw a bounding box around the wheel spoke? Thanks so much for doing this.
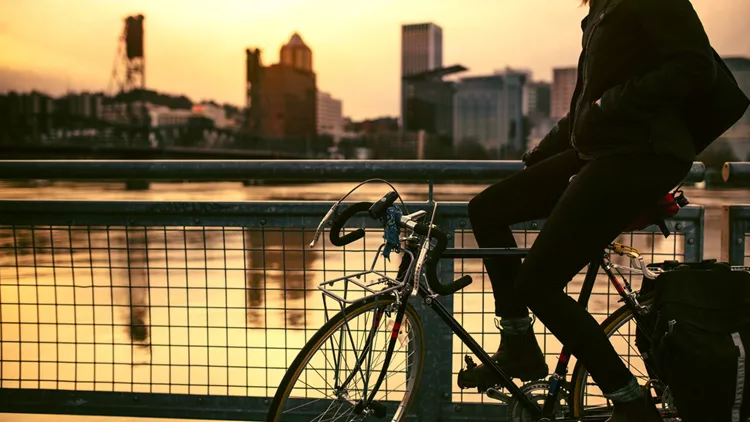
[571,298,669,419]
[267,297,424,422]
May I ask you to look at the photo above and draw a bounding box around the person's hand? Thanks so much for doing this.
[521,147,547,168]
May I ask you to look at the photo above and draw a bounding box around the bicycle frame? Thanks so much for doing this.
[417,246,649,421]
[316,201,659,420]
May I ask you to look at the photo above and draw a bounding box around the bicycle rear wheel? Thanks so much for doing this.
[266,295,425,422]
[569,296,680,420]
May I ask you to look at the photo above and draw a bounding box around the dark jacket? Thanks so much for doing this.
[525,0,749,165]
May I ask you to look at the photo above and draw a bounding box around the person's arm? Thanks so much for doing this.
[599,0,716,120]
[522,114,571,167]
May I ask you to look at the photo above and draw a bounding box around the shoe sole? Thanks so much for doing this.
[457,363,550,390]
[514,363,549,382]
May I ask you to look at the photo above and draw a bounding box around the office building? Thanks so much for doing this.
[524,81,551,118]
[246,33,317,140]
[258,64,316,140]
[551,67,578,120]
[149,106,193,127]
[453,70,526,156]
[404,65,466,138]
[101,100,152,126]
[317,91,344,142]
[0,91,56,142]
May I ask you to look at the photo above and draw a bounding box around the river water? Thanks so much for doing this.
[0,181,747,421]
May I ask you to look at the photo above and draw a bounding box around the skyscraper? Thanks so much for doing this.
[551,67,578,120]
[401,23,443,77]
[401,23,443,130]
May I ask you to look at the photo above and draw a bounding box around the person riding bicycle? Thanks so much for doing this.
[458,0,748,421]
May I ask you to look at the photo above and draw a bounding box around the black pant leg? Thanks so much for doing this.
[514,153,692,393]
[468,149,585,317]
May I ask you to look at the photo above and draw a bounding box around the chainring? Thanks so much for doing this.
[509,381,569,422]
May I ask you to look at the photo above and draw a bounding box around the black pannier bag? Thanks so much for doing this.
[639,260,750,421]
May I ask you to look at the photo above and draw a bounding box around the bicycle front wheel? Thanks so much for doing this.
[266,295,425,422]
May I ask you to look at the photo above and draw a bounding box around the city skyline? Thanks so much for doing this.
[1,0,749,120]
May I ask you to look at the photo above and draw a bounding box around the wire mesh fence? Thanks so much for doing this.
[0,200,706,420]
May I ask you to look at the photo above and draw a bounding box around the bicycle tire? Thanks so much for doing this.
[266,295,425,422]
[569,295,661,418]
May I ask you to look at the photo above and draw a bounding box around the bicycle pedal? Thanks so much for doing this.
[456,367,470,390]
[485,387,511,404]
[464,355,477,370]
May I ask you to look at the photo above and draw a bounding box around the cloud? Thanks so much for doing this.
[0,67,100,96]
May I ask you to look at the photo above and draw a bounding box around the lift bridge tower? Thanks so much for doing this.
[107,14,148,145]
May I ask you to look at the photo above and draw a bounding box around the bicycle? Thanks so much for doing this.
[266,179,691,422]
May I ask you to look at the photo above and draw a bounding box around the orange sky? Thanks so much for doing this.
[0,0,748,119]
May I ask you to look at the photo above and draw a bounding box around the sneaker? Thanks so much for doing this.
[457,319,548,391]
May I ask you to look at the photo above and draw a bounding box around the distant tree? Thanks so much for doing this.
[312,134,334,154]
[423,134,454,159]
[455,138,490,160]
[222,103,242,119]
[345,116,399,134]
[113,89,193,109]
[696,138,739,169]
[337,137,363,159]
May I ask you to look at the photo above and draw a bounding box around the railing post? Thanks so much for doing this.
[681,205,704,263]
[722,206,748,266]
[410,214,458,421]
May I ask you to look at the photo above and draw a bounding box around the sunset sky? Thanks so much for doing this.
[1,0,749,119]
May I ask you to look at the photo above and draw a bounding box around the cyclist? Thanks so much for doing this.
[457,0,746,420]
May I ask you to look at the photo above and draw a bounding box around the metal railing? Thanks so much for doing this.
[723,206,750,266]
[722,162,750,266]
[0,160,708,421]
[722,161,750,184]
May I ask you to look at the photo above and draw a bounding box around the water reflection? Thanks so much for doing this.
[122,228,150,347]
[243,228,320,329]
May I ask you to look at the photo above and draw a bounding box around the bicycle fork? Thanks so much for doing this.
[337,249,418,417]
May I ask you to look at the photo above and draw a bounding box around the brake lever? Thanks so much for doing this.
[309,203,339,248]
